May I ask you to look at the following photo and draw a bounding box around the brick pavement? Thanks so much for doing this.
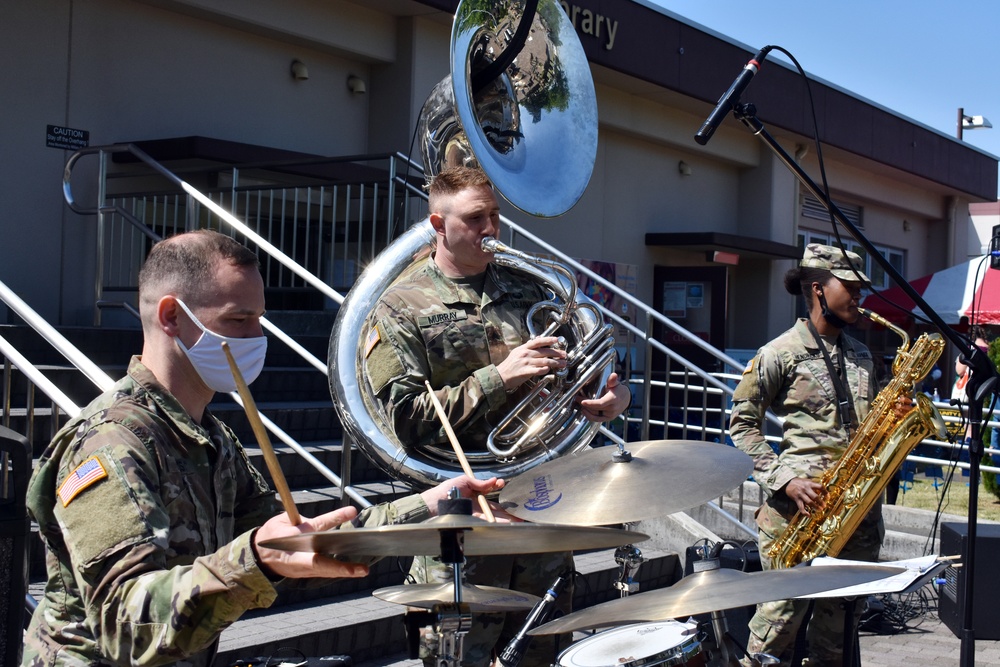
[359,586,1000,666]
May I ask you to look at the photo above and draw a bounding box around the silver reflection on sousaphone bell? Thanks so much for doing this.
[328,0,610,488]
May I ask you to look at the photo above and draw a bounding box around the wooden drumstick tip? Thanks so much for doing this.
[222,341,301,525]
[423,380,496,522]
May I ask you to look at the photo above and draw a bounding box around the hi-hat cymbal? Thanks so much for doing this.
[530,564,905,635]
[500,441,753,525]
[374,583,540,612]
[260,513,648,558]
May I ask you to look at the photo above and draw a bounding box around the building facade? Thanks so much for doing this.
[2,0,996,357]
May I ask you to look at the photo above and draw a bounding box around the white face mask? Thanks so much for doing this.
[174,298,267,393]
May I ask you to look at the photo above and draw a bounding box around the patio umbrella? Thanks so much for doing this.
[860,256,1000,326]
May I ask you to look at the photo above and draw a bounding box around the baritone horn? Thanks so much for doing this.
[328,0,610,489]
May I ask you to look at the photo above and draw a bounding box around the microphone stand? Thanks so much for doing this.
[728,102,1000,667]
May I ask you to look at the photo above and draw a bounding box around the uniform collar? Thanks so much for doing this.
[126,355,217,446]
[425,254,514,306]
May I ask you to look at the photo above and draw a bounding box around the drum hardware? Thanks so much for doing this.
[401,603,473,667]
[411,490,476,667]
[496,572,571,667]
[499,440,754,526]
[686,541,761,667]
[614,544,644,595]
[528,563,906,637]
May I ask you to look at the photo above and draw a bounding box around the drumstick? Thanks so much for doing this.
[424,380,496,522]
[222,342,301,525]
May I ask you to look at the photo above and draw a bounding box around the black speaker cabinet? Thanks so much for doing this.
[938,522,1000,640]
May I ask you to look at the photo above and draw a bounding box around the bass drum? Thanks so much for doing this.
[556,621,706,667]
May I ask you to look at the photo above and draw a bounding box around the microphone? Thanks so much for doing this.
[496,573,570,667]
[694,46,773,146]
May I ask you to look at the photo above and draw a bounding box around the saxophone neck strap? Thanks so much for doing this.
[806,319,856,434]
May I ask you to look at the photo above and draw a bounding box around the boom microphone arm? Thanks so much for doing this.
[728,101,998,667]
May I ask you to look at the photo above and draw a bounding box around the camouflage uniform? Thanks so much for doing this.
[23,357,431,667]
[730,319,883,667]
[367,256,573,667]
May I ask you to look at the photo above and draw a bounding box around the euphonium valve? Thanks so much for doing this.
[481,237,616,459]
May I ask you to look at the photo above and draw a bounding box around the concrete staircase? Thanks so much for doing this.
[10,322,685,667]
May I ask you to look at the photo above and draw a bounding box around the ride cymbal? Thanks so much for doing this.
[500,441,753,525]
[260,513,648,558]
[374,583,540,612]
[530,564,905,635]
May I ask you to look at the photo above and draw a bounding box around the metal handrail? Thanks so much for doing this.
[5,143,995,535]
[0,335,79,417]
[63,143,348,308]
[0,280,114,392]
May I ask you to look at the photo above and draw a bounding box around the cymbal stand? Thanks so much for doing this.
[608,445,644,598]
[688,554,732,667]
[427,490,475,667]
[613,544,644,596]
[689,541,754,667]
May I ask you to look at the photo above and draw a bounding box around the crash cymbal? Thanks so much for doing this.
[530,564,905,635]
[374,583,540,612]
[499,441,753,525]
[259,513,648,557]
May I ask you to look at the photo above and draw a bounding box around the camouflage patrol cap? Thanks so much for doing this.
[801,243,870,283]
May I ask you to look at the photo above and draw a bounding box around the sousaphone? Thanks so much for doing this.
[328,0,606,489]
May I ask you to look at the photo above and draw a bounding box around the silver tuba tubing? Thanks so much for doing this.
[329,220,616,489]
[481,237,616,459]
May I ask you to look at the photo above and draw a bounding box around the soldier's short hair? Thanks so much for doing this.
[427,166,493,211]
[138,230,259,311]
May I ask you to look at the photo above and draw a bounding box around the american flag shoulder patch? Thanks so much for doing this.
[742,357,755,375]
[364,324,381,358]
[57,456,108,507]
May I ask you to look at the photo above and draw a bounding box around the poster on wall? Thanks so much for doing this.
[574,259,639,345]
[686,283,705,309]
[662,281,687,319]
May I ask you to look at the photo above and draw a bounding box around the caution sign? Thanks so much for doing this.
[46,125,89,150]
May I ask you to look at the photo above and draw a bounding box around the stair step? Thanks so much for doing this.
[214,548,680,666]
[242,440,387,488]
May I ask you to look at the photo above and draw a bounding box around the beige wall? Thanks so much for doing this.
[0,0,971,355]
[2,0,388,322]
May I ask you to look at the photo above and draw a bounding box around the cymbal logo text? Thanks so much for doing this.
[524,474,562,510]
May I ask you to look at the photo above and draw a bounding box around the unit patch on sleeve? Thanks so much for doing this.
[57,456,108,507]
[365,323,382,359]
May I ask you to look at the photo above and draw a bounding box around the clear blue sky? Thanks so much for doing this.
[646,0,1000,196]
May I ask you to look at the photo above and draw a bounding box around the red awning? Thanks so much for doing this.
[861,257,1000,326]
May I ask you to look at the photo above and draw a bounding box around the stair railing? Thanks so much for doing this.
[58,143,768,516]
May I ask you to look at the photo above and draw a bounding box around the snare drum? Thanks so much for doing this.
[556,621,705,667]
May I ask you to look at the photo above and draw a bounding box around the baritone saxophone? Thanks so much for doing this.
[766,308,947,569]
